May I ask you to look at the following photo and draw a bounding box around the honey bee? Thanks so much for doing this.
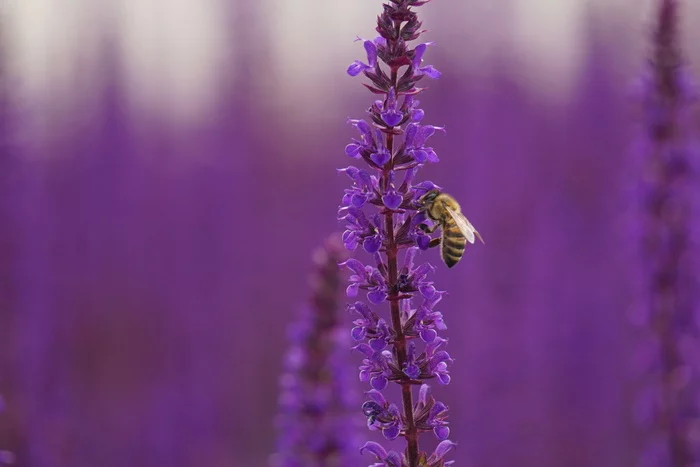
[417,189,484,268]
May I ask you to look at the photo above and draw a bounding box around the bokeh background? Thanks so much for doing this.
[1,0,700,466]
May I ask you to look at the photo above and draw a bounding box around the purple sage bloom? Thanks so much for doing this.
[272,234,361,467]
[339,1,462,465]
[630,1,700,466]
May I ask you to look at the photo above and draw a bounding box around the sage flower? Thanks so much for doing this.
[631,1,700,465]
[339,1,466,465]
[272,234,361,467]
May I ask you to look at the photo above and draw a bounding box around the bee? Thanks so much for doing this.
[416,189,484,268]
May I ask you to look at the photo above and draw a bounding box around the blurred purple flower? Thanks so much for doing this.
[341,1,461,465]
[632,1,700,466]
[272,234,361,467]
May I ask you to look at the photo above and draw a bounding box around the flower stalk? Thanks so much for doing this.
[340,1,459,465]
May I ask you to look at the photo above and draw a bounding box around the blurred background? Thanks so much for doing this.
[1,0,700,466]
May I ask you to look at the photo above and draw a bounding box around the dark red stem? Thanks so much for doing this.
[384,67,419,467]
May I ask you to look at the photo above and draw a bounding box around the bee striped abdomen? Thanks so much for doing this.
[440,221,466,268]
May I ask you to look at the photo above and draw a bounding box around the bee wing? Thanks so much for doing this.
[445,206,484,245]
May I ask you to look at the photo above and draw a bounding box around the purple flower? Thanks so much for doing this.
[425,337,453,385]
[376,88,403,127]
[404,95,425,122]
[362,390,404,440]
[347,39,378,76]
[272,235,361,467]
[360,442,404,467]
[338,208,382,253]
[632,2,700,466]
[402,341,421,379]
[353,343,394,391]
[342,1,464,465]
[414,384,451,441]
[403,123,444,164]
[412,43,442,79]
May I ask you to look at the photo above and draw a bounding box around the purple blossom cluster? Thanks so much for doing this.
[272,234,361,467]
[339,1,458,465]
[631,1,700,466]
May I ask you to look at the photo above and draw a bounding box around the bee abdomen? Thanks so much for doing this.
[443,223,463,239]
[440,223,466,268]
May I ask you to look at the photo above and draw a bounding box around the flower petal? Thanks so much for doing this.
[360,441,388,460]
[368,289,387,305]
[382,424,400,440]
[371,375,388,391]
[345,143,362,158]
[432,440,457,460]
[371,149,391,167]
[382,191,403,210]
[420,328,437,342]
[364,236,382,254]
[434,425,450,441]
[364,40,378,66]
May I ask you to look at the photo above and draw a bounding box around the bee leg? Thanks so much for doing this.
[419,223,439,234]
[428,238,441,249]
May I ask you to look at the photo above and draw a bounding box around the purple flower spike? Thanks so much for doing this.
[632,2,700,467]
[273,235,361,466]
[339,1,468,465]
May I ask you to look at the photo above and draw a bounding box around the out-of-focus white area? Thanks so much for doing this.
[422,0,588,101]
[6,0,228,122]
[4,0,698,120]
[116,0,227,121]
[6,0,106,102]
